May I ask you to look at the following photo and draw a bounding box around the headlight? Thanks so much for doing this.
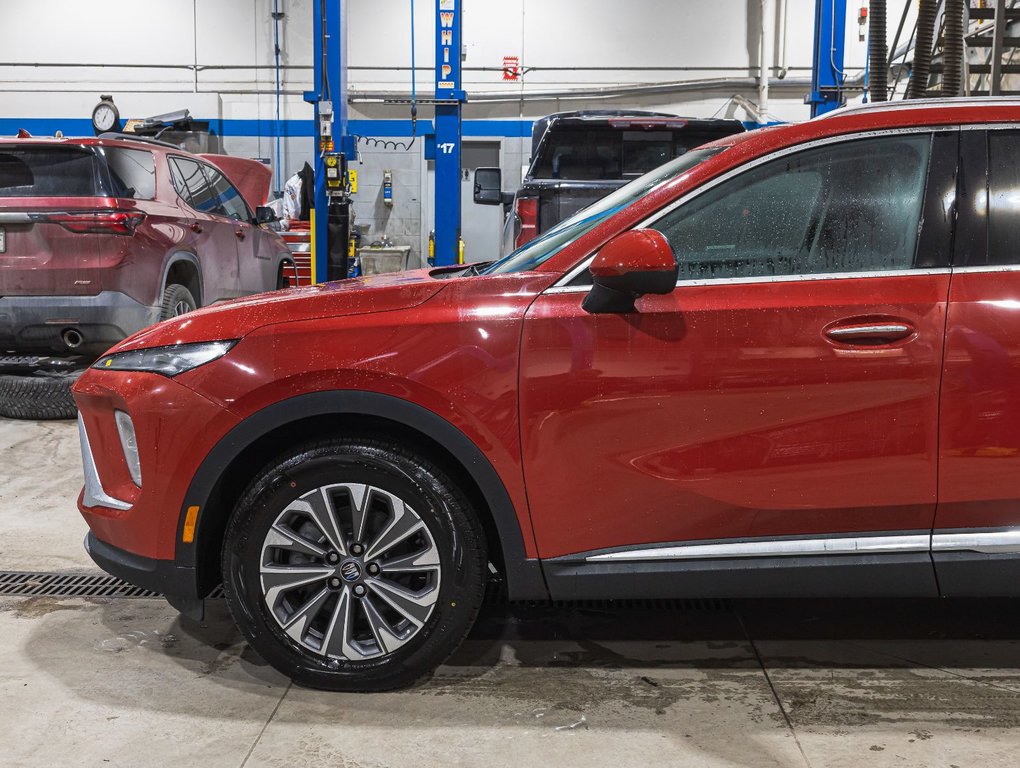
[94,340,236,377]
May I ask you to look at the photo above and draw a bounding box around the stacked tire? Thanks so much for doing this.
[0,368,82,420]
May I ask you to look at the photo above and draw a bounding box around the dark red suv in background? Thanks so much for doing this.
[75,99,1020,692]
[0,135,292,416]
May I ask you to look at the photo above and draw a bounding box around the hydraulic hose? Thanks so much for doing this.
[869,0,888,101]
[908,0,938,98]
[942,0,965,97]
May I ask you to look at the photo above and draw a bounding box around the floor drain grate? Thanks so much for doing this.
[0,571,224,600]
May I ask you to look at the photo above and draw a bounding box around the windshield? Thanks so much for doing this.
[482,146,725,275]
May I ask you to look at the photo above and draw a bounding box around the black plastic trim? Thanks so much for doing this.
[84,532,203,619]
[544,552,939,600]
[176,390,549,601]
[954,128,988,267]
[933,551,1020,596]
[915,130,960,268]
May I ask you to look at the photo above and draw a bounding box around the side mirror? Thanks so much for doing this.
[582,229,678,314]
[255,206,277,225]
[473,167,503,205]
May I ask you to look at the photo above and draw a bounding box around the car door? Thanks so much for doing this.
[520,131,957,599]
[168,157,241,301]
[934,128,1020,595]
[200,163,271,294]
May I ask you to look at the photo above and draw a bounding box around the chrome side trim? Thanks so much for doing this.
[544,268,951,296]
[932,530,1020,555]
[78,414,132,511]
[584,533,930,563]
[553,127,947,290]
[953,264,1020,274]
[582,529,1020,563]
[961,121,1020,131]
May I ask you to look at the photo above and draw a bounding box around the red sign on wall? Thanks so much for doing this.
[502,55,520,81]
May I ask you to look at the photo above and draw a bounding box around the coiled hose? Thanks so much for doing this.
[908,0,939,98]
[869,0,888,101]
[942,0,965,97]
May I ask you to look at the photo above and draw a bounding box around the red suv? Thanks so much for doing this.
[0,135,292,359]
[74,99,1020,691]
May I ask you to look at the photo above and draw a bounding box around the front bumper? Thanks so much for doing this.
[0,291,159,355]
[84,531,203,619]
[75,366,241,615]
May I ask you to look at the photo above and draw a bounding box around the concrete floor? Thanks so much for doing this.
[4,418,1020,767]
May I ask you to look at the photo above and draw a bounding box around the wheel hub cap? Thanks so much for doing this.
[338,559,362,583]
[258,482,442,661]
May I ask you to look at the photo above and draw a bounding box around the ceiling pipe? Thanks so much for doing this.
[348,75,858,105]
[759,0,775,118]
[776,0,789,78]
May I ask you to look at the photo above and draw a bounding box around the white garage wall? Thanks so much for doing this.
[0,0,913,262]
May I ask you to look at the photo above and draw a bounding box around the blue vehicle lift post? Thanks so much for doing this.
[305,0,465,281]
[431,0,465,266]
[809,0,849,117]
[305,0,354,284]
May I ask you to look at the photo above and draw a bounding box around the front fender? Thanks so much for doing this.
[176,390,548,600]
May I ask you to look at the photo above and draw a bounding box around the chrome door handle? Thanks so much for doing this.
[825,322,914,344]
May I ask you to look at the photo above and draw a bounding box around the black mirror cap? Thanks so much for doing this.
[255,206,277,224]
[582,268,679,314]
[597,268,679,296]
[473,167,503,205]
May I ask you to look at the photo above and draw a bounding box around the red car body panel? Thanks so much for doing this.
[74,372,239,559]
[78,271,558,563]
[938,270,1020,530]
[72,100,1020,605]
[520,273,950,558]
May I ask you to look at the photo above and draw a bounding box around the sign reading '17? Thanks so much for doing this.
[437,1,456,90]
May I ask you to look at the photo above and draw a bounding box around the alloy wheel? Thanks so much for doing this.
[259,482,442,661]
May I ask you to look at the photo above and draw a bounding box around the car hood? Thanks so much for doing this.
[110,269,448,353]
[200,154,273,208]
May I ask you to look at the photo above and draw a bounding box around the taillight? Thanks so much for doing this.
[41,211,145,235]
[514,197,538,249]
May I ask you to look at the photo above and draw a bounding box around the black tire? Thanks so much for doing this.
[0,370,81,420]
[159,283,197,321]
[221,436,487,691]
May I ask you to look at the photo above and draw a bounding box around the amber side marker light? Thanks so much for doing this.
[182,506,200,543]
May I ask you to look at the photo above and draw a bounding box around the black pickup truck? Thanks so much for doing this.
[474,110,745,256]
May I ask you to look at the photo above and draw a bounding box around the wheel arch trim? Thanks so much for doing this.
[161,251,204,306]
[175,390,549,600]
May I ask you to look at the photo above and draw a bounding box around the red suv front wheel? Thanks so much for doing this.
[221,436,488,691]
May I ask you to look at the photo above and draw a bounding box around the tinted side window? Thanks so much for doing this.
[652,134,932,281]
[0,147,99,197]
[171,157,219,214]
[988,132,1020,265]
[203,166,250,221]
[105,148,155,200]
